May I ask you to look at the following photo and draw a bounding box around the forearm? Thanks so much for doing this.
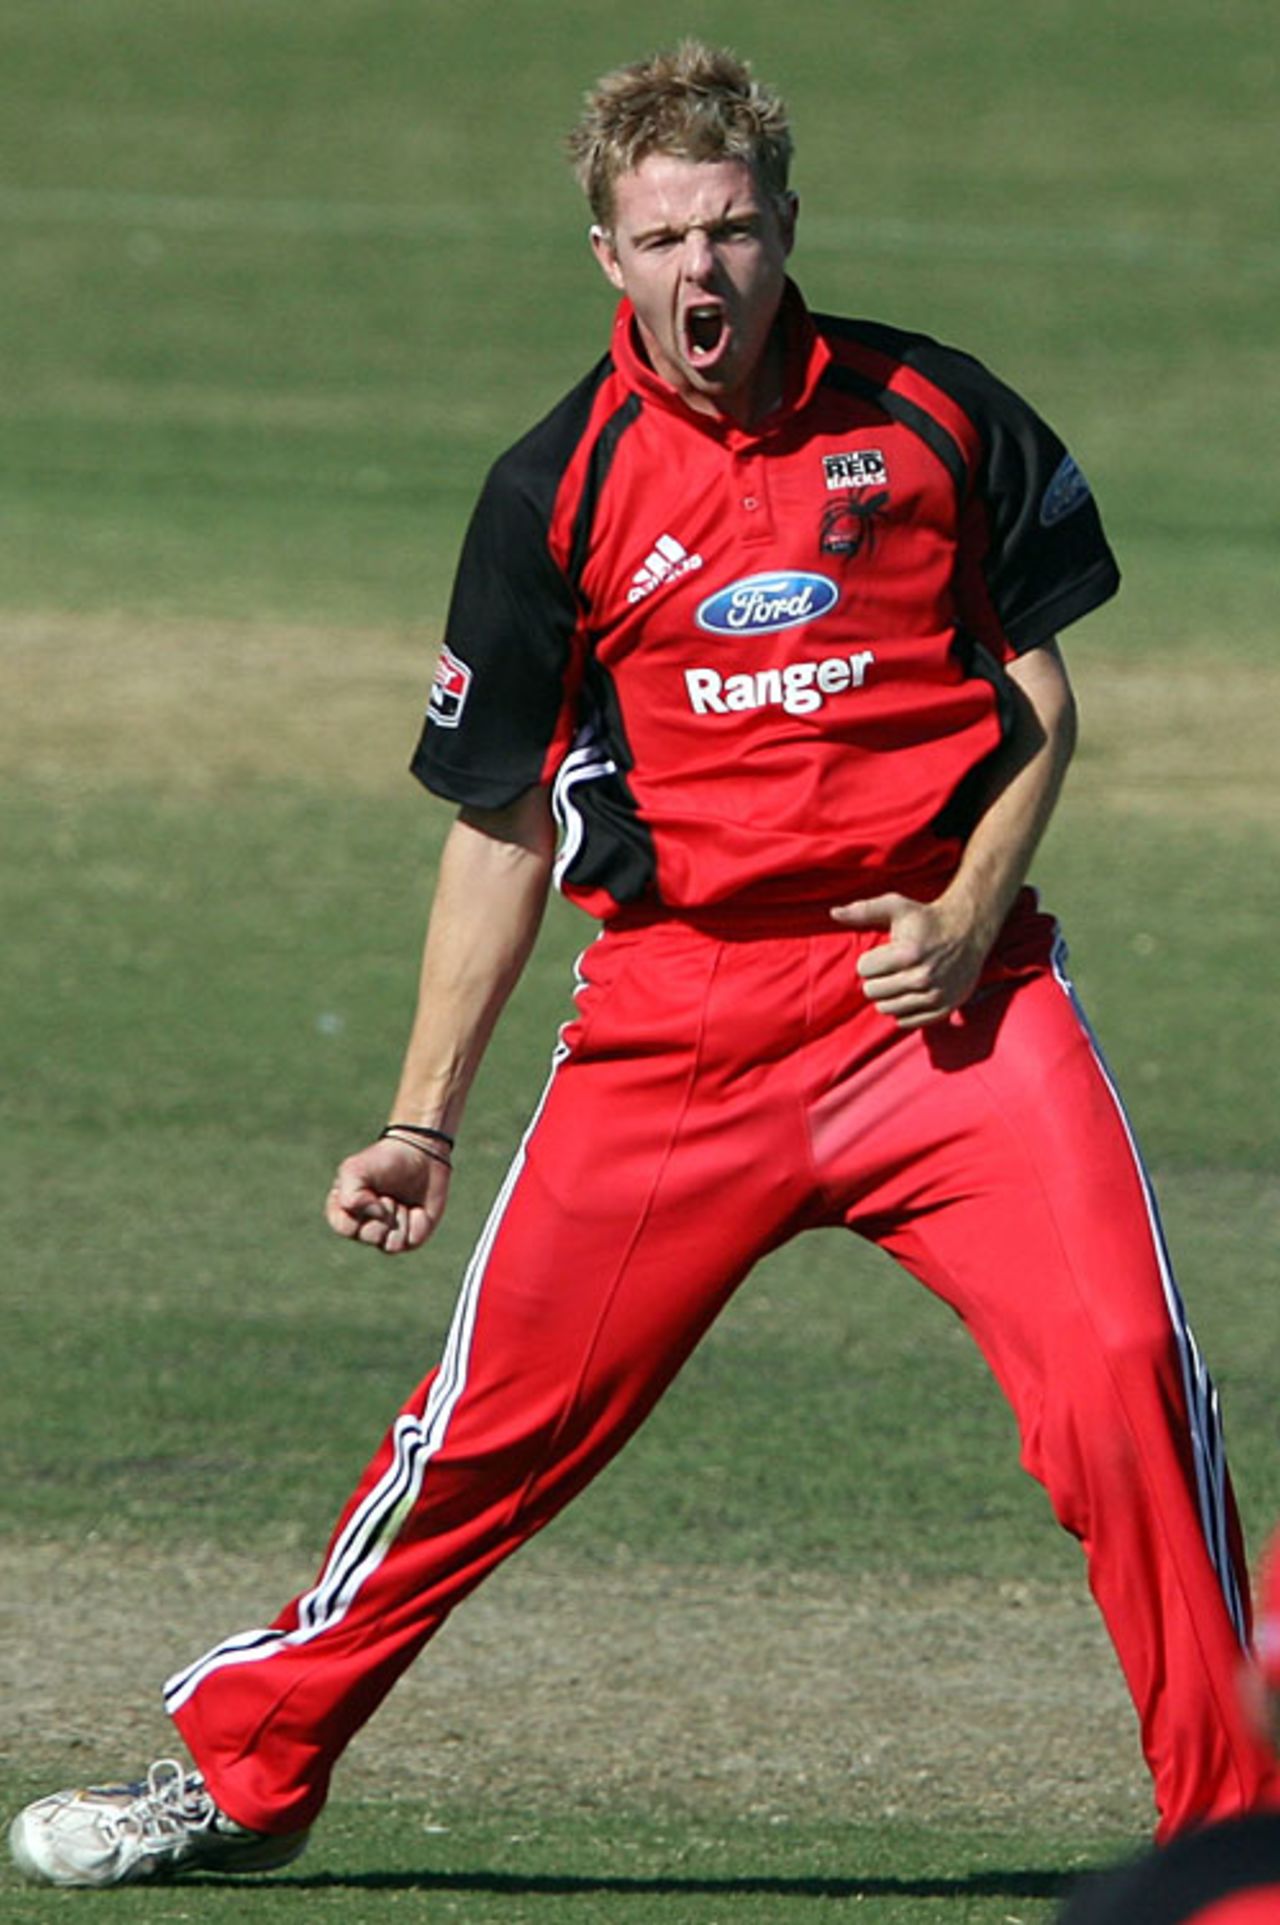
[937,638,1077,949]
[389,787,556,1134]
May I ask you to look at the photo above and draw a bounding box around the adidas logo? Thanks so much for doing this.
[627,532,704,604]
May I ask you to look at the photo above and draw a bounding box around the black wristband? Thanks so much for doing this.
[380,1123,456,1151]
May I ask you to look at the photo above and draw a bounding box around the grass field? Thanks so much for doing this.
[3,2,1279,1919]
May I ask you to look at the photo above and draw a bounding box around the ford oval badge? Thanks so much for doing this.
[696,571,840,636]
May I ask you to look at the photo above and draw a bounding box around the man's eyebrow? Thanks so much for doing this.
[628,206,762,243]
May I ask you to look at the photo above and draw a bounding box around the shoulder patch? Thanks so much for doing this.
[427,644,473,728]
[1039,453,1093,528]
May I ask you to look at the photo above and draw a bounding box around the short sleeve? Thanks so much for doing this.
[937,350,1121,657]
[410,459,582,810]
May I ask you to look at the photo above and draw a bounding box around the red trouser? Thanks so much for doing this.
[165,896,1277,1839]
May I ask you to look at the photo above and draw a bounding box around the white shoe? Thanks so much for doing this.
[8,1758,310,1887]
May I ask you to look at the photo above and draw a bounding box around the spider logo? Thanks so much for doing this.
[819,488,890,560]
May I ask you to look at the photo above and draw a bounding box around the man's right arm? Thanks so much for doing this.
[325,784,556,1256]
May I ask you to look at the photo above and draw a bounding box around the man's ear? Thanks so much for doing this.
[589,223,626,293]
[778,191,799,259]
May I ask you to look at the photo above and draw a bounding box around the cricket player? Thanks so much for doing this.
[12,40,1278,1888]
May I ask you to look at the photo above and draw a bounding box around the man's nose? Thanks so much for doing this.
[681,228,716,279]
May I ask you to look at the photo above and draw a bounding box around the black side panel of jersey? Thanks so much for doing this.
[554,392,658,902]
[567,393,642,599]
[553,651,658,905]
[411,358,614,811]
[929,628,1018,843]
[819,315,1121,651]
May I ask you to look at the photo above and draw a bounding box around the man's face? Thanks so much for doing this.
[590,154,797,425]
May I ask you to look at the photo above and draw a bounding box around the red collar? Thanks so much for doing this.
[608,279,832,444]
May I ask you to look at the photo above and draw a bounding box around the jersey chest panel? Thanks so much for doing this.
[575,402,973,771]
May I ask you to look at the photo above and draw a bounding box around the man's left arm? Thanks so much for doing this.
[831,640,1077,1028]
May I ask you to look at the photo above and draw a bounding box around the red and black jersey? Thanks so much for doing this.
[412,281,1119,920]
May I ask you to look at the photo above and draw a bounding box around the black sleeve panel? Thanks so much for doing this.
[410,464,580,809]
[410,361,610,811]
[912,338,1121,653]
[829,317,1121,654]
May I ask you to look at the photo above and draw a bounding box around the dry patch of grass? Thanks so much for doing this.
[1069,649,1279,828]
[2,612,429,799]
[1,1536,1147,1836]
[4,613,1275,830]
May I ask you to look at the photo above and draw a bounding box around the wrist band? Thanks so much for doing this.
[379,1125,455,1170]
[381,1122,455,1151]
[381,1135,452,1171]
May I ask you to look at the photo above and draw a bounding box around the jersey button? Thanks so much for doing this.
[742,495,760,511]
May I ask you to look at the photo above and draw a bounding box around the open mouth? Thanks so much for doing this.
[685,304,726,364]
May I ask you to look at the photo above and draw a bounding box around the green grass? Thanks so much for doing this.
[0,1798,1125,1924]
[3,0,1278,634]
[3,782,1277,1565]
[3,2,1279,1917]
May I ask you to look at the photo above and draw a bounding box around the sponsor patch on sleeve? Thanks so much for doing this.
[1039,453,1093,528]
[427,644,473,728]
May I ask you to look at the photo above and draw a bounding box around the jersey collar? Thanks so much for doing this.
[609,279,832,443]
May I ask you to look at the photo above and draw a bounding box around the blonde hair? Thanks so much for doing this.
[566,40,793,230]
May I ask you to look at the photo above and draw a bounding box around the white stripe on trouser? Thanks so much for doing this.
[163,1045,574,1717]
[1048,931,1247,1644]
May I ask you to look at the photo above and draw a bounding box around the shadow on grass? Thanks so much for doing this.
[201,1866,1071,1902]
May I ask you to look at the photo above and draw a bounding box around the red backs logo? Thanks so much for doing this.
[428,645,473,729]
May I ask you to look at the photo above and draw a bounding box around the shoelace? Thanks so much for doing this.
[101,1760,215,1853]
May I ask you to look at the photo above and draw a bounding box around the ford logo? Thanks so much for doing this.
[696,571,840,636]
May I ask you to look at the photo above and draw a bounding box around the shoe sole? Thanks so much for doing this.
[8,1806,311,1887]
